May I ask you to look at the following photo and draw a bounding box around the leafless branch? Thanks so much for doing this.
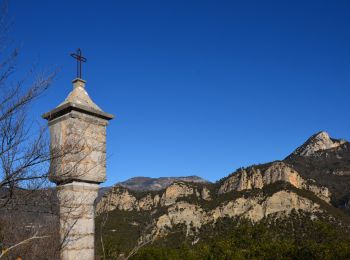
[0,232,50,259]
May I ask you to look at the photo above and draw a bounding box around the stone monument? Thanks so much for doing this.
[42,49,114,259]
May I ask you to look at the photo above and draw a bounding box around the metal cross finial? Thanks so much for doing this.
[70,48,87,79]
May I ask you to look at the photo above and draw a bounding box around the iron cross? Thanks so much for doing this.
[70,48,87,79]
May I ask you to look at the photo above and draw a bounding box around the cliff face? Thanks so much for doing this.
[96,187,155,212]
[97,181,327,245]
[150,190,321,240]
[96,182,211,214]
[218,162,331,203]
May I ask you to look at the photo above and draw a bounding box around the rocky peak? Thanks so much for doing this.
[291,131,345,157]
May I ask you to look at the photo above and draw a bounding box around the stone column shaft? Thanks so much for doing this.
[58,182,99,260]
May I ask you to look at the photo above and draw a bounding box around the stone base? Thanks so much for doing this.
[57,182,99,260]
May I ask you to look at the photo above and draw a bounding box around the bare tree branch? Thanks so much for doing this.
[0,232,50,259]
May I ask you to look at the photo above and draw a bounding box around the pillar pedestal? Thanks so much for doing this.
[58,182,99,260]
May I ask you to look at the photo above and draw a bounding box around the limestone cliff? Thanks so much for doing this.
[218,162,331,203]
[96,182,211,214]
[142,190,322,242]
[96,187,138,212]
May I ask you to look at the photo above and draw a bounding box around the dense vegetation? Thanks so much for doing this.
[132,217,350,260]
[97,211,350,259]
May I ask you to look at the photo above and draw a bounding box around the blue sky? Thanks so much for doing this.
[8,1,350,185]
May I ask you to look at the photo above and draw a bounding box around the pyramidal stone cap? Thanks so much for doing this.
[42,78,114,121]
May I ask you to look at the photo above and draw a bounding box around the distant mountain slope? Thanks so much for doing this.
[96,176,209,203]
[118,175,209,191]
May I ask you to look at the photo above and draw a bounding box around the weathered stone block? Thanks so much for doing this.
[48,112,109,184]
[58,182,99,259]
[63,234,95,250]
[61,248,95,260]
[61,218,95,235]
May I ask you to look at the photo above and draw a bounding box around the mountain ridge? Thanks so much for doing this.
[96,131,350,258]
[118,175,209,191]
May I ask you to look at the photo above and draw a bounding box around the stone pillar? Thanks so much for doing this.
[43,78,113,260]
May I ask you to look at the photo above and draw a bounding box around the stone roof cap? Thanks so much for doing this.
[42,78,114,121]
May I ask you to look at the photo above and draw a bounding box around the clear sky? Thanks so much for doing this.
[8,0,350,186]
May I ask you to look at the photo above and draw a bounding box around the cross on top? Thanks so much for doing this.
[70,48,87,79]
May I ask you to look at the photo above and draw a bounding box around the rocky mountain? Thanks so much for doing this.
[96,131,350,259]
[118,176,209,191]
[290,131,346,157]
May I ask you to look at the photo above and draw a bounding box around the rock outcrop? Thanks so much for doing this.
[218,162,331,203]
[97,182,211,214]
[145,190,321,241]
[160,182,196,206]
[96,187,138,213]
[292,131,345,157]
[98,160,331,216]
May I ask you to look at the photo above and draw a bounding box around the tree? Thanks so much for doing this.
[0,1,55,203]
[0,1,59,258]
